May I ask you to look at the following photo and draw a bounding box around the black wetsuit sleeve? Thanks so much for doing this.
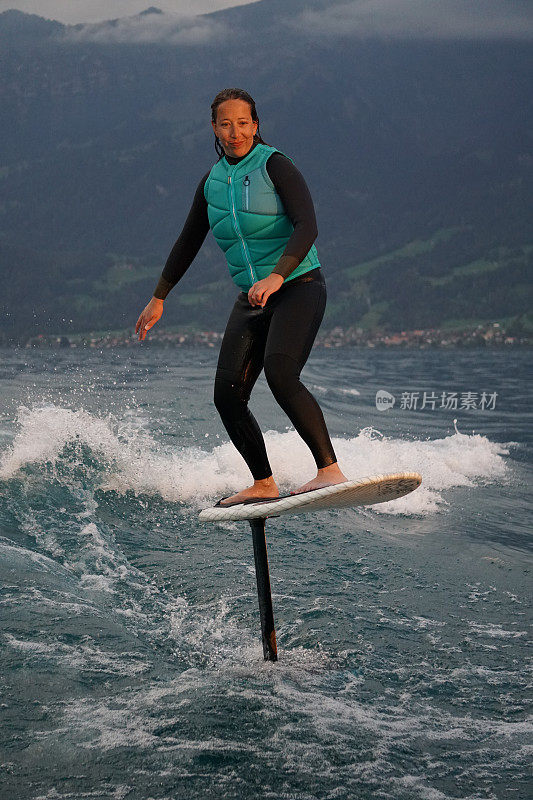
[153,171,210,299]
[266,153,319,280]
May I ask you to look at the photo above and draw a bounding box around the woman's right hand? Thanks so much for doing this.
[135,297,164,341]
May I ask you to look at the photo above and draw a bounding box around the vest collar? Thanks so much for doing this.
[224,140,259,166]
[222,142,266,173]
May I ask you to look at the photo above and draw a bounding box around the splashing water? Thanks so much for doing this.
[0,348,530,800]
[0,402,510,514]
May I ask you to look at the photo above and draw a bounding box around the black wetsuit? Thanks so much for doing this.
[154,141,337,479]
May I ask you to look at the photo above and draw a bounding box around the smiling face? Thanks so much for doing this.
[211,99,259,158]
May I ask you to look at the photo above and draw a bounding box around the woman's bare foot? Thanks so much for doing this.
[219,475,279,506]
[292,462,348,495]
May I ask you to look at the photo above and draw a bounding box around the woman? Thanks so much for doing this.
[135,88,347,506]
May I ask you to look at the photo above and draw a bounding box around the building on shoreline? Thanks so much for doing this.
[9,322,530,349]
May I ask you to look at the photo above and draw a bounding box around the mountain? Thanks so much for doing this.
[0,9,63,43]
[0,3,531,341]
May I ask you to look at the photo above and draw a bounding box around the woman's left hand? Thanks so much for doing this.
[248,273,284,307]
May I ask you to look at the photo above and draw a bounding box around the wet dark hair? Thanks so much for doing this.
[211,88,268,160]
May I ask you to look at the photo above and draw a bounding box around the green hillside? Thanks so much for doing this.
[0,8,532,341]
[326,229,532,331]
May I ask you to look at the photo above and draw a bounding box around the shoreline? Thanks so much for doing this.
[1,322,530,349]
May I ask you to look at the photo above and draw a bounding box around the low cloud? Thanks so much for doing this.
[62,11,229,45]
[290,0,533,41]
[0,1,256,25]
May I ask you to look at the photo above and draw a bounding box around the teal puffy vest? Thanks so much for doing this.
[203,143,321,291]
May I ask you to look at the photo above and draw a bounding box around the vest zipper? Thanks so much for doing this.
[243,175,250,211]
[228,174,257,284]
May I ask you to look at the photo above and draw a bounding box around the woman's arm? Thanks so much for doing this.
[266,153,319,280]
[153,171,211,299]
[136,172,210,340]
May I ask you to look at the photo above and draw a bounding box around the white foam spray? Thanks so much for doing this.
[0,403,511,515]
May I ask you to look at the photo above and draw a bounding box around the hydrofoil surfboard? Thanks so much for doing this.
[199,472,422,522]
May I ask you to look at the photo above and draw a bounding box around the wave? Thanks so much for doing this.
[0,403,511,515]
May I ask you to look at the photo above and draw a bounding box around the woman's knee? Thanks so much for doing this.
[264,353,301,399]
[213,377,232,413]
[214,375,247,416]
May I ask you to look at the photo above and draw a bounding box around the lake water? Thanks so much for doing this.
[0,346,531,800]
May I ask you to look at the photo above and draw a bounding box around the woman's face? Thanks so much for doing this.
[212,99,258,158]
